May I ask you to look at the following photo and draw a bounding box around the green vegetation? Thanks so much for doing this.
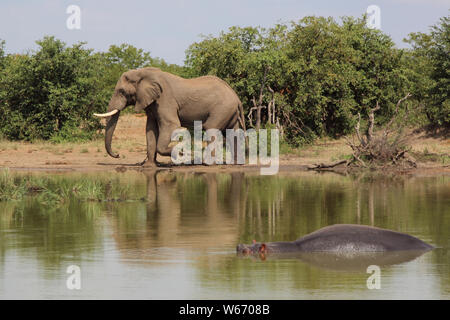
[0,169,139,204]
[99,43,188,114]
[404,16,450,128]
[0,14,448,145]
[186,16,448,145]
[0,37,107,141]
[187,18,408,144]
[0,38,185,141]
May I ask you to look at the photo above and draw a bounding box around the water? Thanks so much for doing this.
[0,170,449,299]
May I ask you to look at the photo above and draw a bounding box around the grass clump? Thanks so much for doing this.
[0,169,27,201]
[0,169,136,204]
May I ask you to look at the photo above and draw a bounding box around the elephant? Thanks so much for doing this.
[94,67,245,166]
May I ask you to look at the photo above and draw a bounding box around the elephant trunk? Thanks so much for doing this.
[105,111,120,158]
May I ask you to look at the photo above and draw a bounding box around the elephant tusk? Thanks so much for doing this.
[93,109,119,118]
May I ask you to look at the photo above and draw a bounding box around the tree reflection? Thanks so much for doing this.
[0,171,448,296]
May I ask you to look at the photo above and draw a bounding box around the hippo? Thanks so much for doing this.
[236,224,434,255]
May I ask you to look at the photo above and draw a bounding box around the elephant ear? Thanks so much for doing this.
[135,80,161,112]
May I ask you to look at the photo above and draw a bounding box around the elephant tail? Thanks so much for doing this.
[237,101,246,131]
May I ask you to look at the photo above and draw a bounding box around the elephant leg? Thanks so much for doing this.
[156,123,181,157]
[204,110,241,164]
[215,112,244,165]
[142,109,159,166]
[227,121,245,164]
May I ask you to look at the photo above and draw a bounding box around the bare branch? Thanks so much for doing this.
[355,113,365,146]
[383,93,412,137]
[367,101,380,144]
[256,66,270,130]
[267,86,275,125]
[281,108,305,135]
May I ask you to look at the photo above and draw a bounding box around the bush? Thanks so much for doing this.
[0,14,448,144]
[186,16,413,145]
[0,38,191,141]
[0,36,108,141]
[405,15,450,128]
[98,43,190,114]
[0,39,5,69]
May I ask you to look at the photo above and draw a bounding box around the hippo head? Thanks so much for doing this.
[236,240,268,256]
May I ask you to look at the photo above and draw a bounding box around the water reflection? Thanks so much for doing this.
[110,171,245,254]
[238,251,432,272]
[0,170,449,298]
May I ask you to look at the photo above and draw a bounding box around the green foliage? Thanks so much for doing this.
[0,36,108,141]
[101,43,188,80]
[0,39,188,140]
[0,39,5,69]
[0,169,136,204]
[186,25,288,114]
[186,16,414,145]
[100,44,154,93]
[101,43,189,88]
[0,14,448,144]
[405,15,450,127]
[98,43,189,114]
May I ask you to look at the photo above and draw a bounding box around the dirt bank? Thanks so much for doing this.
[1,114,449,176]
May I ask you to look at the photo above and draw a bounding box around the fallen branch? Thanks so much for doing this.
[344,94,414,169]
[308,159,349,170]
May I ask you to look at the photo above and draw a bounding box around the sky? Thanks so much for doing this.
[0,0,448,65]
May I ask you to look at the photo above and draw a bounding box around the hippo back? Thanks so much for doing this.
[294,224,433,252]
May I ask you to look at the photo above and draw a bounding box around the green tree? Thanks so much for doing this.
[186,16,412,145]
[99,44,189,108]
[0,36,108,141]
[100,44,154,91]
[284,16,411,142]
[186,25,290,128]
[0,40,5,70]
[405,15,450,127]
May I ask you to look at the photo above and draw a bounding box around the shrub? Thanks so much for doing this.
[405,15,450,128]
[0,37,108,141]
[186,16,413,145]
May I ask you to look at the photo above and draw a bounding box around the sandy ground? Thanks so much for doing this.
[0,114,449,175]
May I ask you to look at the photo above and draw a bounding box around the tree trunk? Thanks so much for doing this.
[256,66,269,131]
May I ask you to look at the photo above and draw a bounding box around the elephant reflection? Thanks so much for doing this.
[111,171,246,255]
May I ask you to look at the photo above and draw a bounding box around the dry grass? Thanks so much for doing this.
[0,114,448,170]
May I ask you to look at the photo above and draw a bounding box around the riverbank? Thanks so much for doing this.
[0,114,449,175]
